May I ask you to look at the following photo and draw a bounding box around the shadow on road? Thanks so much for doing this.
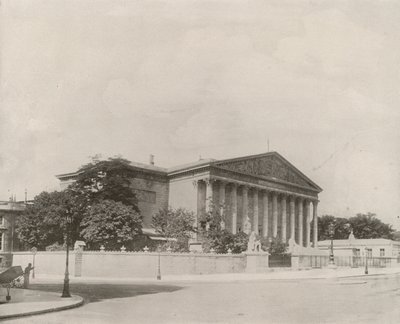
[29,283,183,303]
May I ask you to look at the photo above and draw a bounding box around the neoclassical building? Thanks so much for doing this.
[57,152,322,248]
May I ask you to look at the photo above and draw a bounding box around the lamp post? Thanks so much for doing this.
[364,247,369,275]
[61,210,72,298]
[31,247,37,279]
[157,246,161,280]
[328,223,335,266]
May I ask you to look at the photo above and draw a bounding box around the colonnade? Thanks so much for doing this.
[196,178,319,248]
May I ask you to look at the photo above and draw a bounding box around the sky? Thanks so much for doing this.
[1,0,400,228]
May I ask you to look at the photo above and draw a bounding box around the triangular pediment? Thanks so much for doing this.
[214,152,321,191]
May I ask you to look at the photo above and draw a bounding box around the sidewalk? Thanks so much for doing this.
[30,266,400,284]
[1,267,399,320]
[0,289,83,320]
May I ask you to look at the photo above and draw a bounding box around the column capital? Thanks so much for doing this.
[203,178,217,186]
[250,187,259,194]
[217,179,227,187]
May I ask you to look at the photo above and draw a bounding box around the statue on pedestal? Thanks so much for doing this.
[247,231,261,252]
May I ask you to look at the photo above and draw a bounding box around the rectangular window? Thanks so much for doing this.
[0,233,3,251]
[366,249,372,258]
[380,248,385,257]
[354,249,361,257]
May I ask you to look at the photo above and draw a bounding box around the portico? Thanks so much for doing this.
[193,177,319,247]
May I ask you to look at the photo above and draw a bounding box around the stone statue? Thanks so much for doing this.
[348,230,355,241]
[287,237,298,253]
[247,231,262,252]
[220,219,225,231]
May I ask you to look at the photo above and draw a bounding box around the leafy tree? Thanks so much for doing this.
[349,213,394,239]
[318,213,394,240]
[393,231,400,241]
[202,230,248,254]
[68,157,139,211]
[80,200,142,250]
[152,207,196,252]
[260,237,288,255]
[318,215,351,240]
[197,199,248,254]
[16,191,76,250]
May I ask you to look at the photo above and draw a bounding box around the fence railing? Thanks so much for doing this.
[269,254,291,268]
[298,255,400,269]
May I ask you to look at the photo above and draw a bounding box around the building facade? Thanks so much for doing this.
[57,152,322,247]
[0,201,25,267]
[318,236,400,258]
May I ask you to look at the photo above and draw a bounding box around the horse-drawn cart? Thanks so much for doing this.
[0,266,24,303]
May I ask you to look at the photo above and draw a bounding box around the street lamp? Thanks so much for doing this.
[61,210,72,298]
[328,223,335,266]
[364,247,369,275]
[31,247,37,279]
[157,246,161,280]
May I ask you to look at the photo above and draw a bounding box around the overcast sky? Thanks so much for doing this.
[1,0,399,228]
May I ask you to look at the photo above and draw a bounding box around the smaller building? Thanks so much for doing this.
[318,232,400,258]
[0,200,26,268]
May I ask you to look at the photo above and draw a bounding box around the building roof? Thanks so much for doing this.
[56,152,321,192]
[167,158,217,174]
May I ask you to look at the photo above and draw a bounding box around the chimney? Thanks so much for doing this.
[149,154,154,165]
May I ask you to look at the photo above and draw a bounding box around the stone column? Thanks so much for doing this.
[194,180,202,240]
[281,195,287,242]
[297,198,303,246]
[242,186,249,231]
[304,200,311,247]
[231,184,238,234]
[289,196,295,240]
[219,182,226,223]
[252,189,259,234]
[205,179,214,214]
[262,191,269,237]
[272,192,278,238]
[312,200,318,247]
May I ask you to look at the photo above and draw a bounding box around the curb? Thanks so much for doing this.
[0,294,84,320]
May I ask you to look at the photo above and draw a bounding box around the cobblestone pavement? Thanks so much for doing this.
[4,274,400,324]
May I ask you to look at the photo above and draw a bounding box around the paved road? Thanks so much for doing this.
[5,274,400,323]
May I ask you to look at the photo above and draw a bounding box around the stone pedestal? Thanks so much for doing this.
[245,253,269,273]
[291,255,299,270]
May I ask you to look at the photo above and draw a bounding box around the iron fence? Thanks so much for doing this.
[269,254,291,267]
[298,255,398,269]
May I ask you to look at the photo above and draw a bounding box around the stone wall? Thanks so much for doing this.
[12,251,76,276]
[11,250,249,278]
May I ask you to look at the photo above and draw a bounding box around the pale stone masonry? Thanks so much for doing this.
[57,152,323,247]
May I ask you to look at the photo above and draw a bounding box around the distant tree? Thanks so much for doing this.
[68,156,139,211]
[152,207,196,252]
[16,191,77,250]
[349,213,394,239]
[318,213,394,240]
[80,200,142,250]
[318,215,351,240]
[393,231,400,241]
